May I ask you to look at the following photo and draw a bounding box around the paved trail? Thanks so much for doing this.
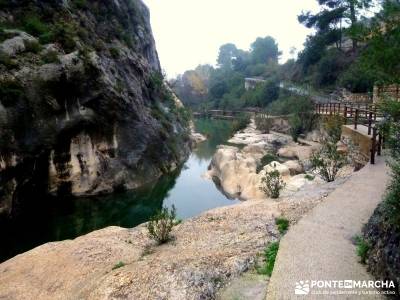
[267,156,390,300]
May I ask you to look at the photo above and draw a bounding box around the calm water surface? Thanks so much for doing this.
[1,118,240,262]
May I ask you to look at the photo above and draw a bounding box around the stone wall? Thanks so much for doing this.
[340,89,373,104]
[373,84,400,103]
[341,125,372,159]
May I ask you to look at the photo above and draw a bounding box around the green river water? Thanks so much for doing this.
[1,118,240,262]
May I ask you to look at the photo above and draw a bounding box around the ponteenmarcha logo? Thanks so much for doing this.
[294,279,396,296]
[295,280,310,295]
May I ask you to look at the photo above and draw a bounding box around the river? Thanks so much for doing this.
[0,118,240,262]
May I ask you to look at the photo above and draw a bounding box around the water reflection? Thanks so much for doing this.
[0,118,238,262]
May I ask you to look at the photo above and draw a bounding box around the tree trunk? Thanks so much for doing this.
[349,0,358,50]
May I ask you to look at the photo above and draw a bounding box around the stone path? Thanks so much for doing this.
[267,156,390,300]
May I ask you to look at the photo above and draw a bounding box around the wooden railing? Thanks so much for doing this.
[315,102,383,164]
[193,109,258,118]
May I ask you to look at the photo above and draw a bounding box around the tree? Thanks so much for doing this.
[250,36,280,65]
[357,0,400,83]
[241,77,280,107]
[209,81,228,100]
[299,0,371,51]
[232,49,250,72]
[217,43,239,70]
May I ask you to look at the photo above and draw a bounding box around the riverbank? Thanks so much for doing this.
[0,175,351,300]
[0,118,237,263]
[0,119,356,299]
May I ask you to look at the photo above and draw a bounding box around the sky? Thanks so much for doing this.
[142,0,320,78]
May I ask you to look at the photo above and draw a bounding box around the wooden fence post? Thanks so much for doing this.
[354,109,359,130]
[371,127,377,164]
[368,112,372,135]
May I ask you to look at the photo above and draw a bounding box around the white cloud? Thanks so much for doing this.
[142,0,319,77]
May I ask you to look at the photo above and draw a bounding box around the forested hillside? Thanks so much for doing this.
[173,0,400,110]
[172,36,281,110]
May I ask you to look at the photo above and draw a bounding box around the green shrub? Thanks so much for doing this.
[257,241,280,276]
[232,113,250,133]
[255,113,273,133]
[0,29,18,43]
[112,261,125,270]
[73,0,88,9]
[275,218,289,234]
[24,40,42,54]
[323,115,345,143]
[147,205,177,244]
[109,47,120,59]
[0,79,25,107]
[385,163,400,228]
[41,50,60,64]
[149,71,164,92]
[175,106,191,128]
[267,95,313,116]
[38,31,54,44]
[0,51,17,69]
[289,114,303,142]
[339,60,376,93]
[379,100,400,228]
[304,174,315,181]
[260,169,285,198]
[312,49,344,87]
[51,22,77,52]
[122,33,135,48]
[256,153,279,173]
[270,96,318,142]
[23,16,49,37]
[310,139,346,182]
[355,236,369,264]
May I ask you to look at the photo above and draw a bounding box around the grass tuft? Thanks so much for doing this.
[257,241,280,276]
[304,174,315,181]
[275,218,289,234]
[112,261,125,270]
[355,235,369,264]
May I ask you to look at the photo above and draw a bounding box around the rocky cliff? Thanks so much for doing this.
[363,203,400,295]
[0,0,191,218]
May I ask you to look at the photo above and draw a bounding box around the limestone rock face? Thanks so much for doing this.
[336,140,349,155]
[228,119,290,147]
[0,30,37,56]
[189,121,207,146]
[263,161,290,179]
[207,145,265,200]
[283,160,304,175]
[0,0,191,217]
[207,120,325,201]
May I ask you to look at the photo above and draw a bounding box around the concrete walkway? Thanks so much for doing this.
[267,157,390,300]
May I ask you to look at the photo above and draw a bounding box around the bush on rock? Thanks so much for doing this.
[147,205,177,244]
[260,169,286,198]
